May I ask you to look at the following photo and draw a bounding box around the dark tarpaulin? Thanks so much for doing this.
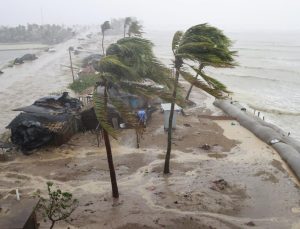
[7,93,82,153]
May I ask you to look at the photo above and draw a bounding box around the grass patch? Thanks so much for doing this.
[69,74,100,93]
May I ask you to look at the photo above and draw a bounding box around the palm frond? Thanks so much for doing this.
[93,91,118,138]
[172,31,183,54]
[108,97,142,130]
[190,66,230,93]
[98,55,140,81]
[179,70,224,98]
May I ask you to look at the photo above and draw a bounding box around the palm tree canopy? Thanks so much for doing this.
[124,17,132,27]
[128,21,143,37]
[101,21,111,34]
[94,37,179,136]
[172,23,237,98]
[174,23,237,68]
[105,37,173,88]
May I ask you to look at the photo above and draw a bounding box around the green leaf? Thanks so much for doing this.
[93,91,118,138]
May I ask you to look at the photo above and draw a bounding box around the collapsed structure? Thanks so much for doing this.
[7,92,82,153]
[6,87,156,153]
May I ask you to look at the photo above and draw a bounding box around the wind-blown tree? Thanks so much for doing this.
[185,25,236,100]
[123,17,132,38]
[127,21,143,37]
[164,24,237,174]
[93,37,174,198]
[101,21,111,55]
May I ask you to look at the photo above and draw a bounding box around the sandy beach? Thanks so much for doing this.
[1,80,300,228]
[0,34,300,229]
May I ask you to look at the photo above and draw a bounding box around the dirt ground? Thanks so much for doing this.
[1,85,300,229]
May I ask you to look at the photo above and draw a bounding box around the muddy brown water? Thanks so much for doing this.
[0,38,300,228]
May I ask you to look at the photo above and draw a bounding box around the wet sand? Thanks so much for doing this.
[1,84,300,228]
[1,36,300,228]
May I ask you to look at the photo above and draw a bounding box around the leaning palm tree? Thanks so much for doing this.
[127,21,143,37]
[123,17,132,38]
[93,37,174,198]
[101,21,111,55]
[185,25,236,100]
[164,24,237,174]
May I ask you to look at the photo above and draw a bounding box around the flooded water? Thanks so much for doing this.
[0,41,75,134]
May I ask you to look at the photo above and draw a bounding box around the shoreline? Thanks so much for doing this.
[0,34,300,228]
[214,99,300,182]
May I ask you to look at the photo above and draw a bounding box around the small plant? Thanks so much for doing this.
[36,182,78,229]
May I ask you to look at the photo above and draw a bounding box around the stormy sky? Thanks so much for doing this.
[1,0,300,31]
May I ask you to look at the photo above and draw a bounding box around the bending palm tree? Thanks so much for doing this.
[185,24,236,100]
[127,21,143,37]
[94,37,174,197]
[123,17,132,38]
[101,21,111,55]
[164,24,237,174]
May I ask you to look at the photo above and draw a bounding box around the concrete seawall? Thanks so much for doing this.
[214,99,300,180]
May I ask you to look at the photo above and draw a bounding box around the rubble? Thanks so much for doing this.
[6,92,82,153]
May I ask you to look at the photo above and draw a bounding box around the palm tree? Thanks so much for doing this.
[123,17,132,38]
[127,21,143,37]
[94,37,174,198]
[164,24,237,174]
[185,25,236,100]
[101,21,111,55]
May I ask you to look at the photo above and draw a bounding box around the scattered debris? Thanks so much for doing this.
[48,48,56,53]
[14,54,38,65]
[7,92,82,152]
[269,139,280,145]
[183,123,192,127]
[245,221,256,227]
[201,144,211,150]
[210,179,228,191]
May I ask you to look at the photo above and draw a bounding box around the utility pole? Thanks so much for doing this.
[68,47,75,82]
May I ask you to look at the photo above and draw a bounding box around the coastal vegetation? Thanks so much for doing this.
[123,17,132,37]
[36,182,78,229]
[185,24,236,100]
[101,21,111,55]
[127,20,143,37]
[93,36,174,198]
[164,24,237,174]
[0,24,74,44]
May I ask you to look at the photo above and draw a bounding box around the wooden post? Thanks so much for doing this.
[68,48,75,82]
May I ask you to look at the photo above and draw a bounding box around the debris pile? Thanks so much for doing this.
[7,92,82,153]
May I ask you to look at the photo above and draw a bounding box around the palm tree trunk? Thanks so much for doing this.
[164,68,180,174]
[186,64,204,100]
[103,129,119,198]
[185,74,199,100]
[123,26,126,38]
[103,84,119,198]
[136,129,140,148]
[102,33,105,56]
[50,221,55,229]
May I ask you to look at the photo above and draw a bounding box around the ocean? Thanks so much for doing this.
[145,30,300,141]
